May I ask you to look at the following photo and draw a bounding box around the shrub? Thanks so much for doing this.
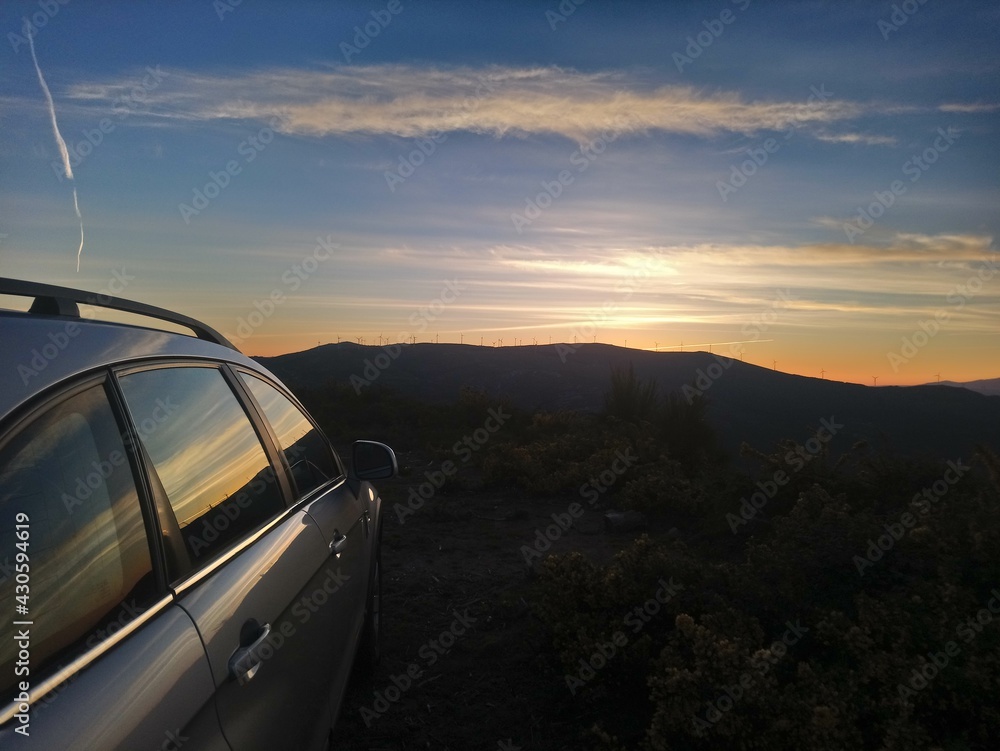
[618,458,703,516]
[533,447,1000,750]
[659,389,721,471]
[481,411,650,496]
[604,363,658,424]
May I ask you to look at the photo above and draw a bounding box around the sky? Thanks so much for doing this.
[1,0,998,386]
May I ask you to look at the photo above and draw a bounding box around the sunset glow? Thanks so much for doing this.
[2,1,997,386]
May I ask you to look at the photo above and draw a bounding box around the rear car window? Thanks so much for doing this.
[0,384,157,699]
[239,373,339,497]
[118,366,285,568]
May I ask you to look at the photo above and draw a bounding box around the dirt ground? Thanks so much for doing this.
[332,450,653,751]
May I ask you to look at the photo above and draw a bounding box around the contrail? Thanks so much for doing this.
[72,189,84,271]
[26,22,85,271]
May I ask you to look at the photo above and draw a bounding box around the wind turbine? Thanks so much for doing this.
[872,376,879,387]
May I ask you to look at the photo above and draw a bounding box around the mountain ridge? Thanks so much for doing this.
[258,343,1000,461]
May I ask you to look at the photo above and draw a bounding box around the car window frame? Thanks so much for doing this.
[111,359,307,593]
[230,367,346,503]
[0,369,175,726]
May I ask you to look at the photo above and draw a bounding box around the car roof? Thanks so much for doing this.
[0,278,265,424]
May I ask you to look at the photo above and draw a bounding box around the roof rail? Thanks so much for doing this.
[0,277,238,351]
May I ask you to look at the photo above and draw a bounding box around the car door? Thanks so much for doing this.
[0,376,228,751]
[116,362,347,751]
[236,371,370,707]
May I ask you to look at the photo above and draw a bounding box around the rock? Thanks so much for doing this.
[603,510,647,532]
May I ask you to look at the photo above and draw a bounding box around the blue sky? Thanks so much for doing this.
[1,0,998,384]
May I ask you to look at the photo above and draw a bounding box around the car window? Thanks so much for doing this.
[239,373,340,497]
[118,366,285,569]
[0,384,157,699]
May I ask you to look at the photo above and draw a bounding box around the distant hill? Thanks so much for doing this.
[926,378,1000,397]
[259,343,1000,461]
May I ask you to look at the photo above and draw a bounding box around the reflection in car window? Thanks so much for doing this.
[240,373,339,497]
[119,367,284,566]
[0,384,156,698]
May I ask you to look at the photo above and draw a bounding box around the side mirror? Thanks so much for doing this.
[351,440,398,481]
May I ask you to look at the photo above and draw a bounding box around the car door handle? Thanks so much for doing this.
[229,622,272,684]
[330,533,348,556]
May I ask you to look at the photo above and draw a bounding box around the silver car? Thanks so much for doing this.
[0,278,396,750]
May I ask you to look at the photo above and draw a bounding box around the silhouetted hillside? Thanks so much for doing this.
[927,377,1000,396]
[258,343,1000,460]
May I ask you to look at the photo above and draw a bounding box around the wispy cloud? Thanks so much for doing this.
[815,132,898,146]
[62,64,871,142]
[938,102,1000,113]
